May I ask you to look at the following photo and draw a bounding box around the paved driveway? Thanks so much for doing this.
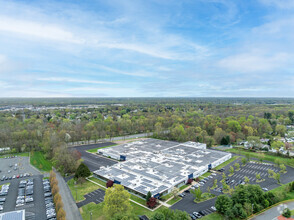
[72,143,117,171]
[252,201,294,220]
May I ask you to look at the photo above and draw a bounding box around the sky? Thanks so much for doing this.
[0,0,293,97]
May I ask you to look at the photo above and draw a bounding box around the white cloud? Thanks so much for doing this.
[259,0,294,9]
[0,16,83,44]
[37,77,118,85]
[96,65,153,77]
[218,52,290,72]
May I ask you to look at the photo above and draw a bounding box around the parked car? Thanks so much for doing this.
[193,212,202,218]
[190,214,196,220]
[211,206,216,211]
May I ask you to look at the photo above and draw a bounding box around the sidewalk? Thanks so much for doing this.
[55,169,82,220]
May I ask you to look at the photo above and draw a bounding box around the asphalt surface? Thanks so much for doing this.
[0,156,40,182]
[171,156,294,217]
[252,201,294,220]
[0,156,47,219]
[76,189,105,208]
[72,142,118,171]
[55,168,82,220]
[1,175,46,220]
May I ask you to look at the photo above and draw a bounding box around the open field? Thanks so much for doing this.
[30,151,52,171]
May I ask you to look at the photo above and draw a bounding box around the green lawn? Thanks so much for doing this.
[30,151,52,171]
[225,148,294,167]
[179,184,189,191]
[213,156,240,170]
[80,202,105,220]
[87,144,118,153]
[68,178,101,202]
[130,194,147,206]
[201,213,224,220]
[160,193,173,201]
[88,177,107,188]
[0,152,29,158]
[167,196,181,205]
[79,200,166,220]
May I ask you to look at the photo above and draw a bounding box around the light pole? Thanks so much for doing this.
[90,212,92,220]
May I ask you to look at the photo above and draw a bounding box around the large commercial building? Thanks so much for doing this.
[0,210,25,220]
[94,139,231,198]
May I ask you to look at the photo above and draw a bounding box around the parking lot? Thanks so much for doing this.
[76,188,105,208]
[172,157,294,218]
[72,142,117,171]
[0,156,40,183]
[0,156,48,220]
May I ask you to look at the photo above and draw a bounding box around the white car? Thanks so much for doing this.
[211,206,216,211]
[262,188,268,191]
[0,205,3,211]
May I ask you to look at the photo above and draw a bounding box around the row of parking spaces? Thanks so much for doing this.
[0,184,10,211]
[189,206,217,219]
[43,178,57,220]
[77,188,105,208]
[15,179,34,208]
[1,173,32,181]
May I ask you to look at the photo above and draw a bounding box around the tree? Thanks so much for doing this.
[276,125,286,137]
[247,136,261,149]
[52,184,59,196]
[146,191,152,203]
[147,197,157,208]
[241,157,247,166]
[57,208,66,219]
[275,159,282,167]
[274,172,281,184]
[55,200,63,212]
[215,194,232,214]
[103,184,132,218]
[227,120,241,133]
[191,188,202,201]
[150,212,165,220]
[171,187,179,199]
[268,169,275,178]
[244,176,249,184]
[74,163,91,179]
[271,141,285,154]
[221,136,230,145]
[213,179,217,189]
[280,164,286,173]
[282,208,291,218]
[229,166,234,175]
[106,180,114,188]
[256,173,261,181]
[234,163,240,171]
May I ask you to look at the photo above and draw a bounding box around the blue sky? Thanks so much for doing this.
[0,0,293,97]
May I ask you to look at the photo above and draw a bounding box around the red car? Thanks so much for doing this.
[16,175,20,178]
